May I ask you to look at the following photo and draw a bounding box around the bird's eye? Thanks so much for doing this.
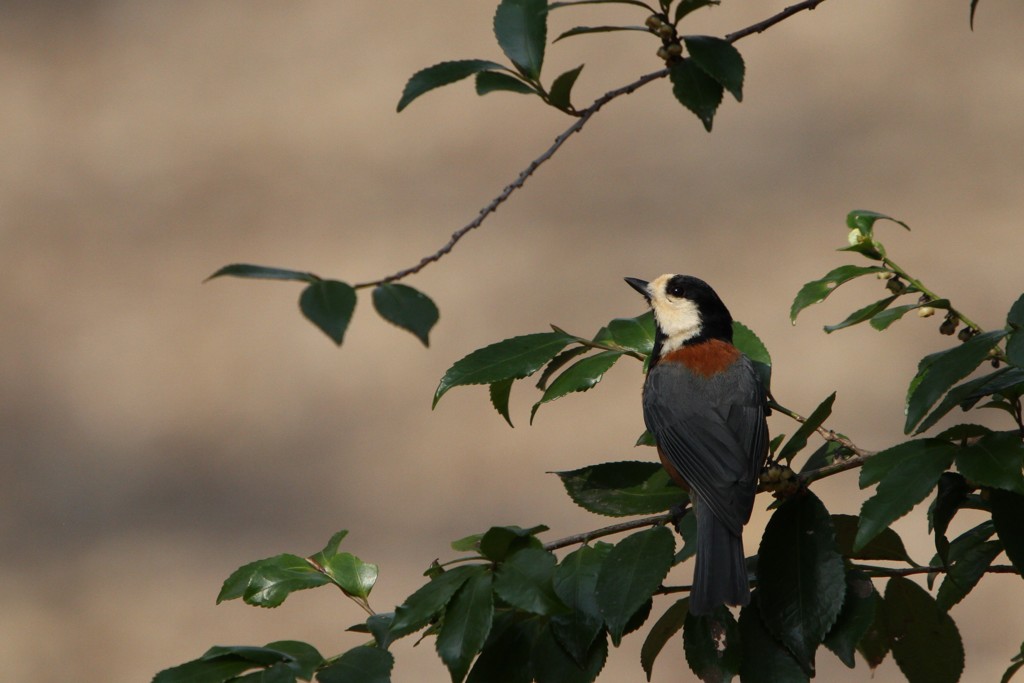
[667,283,686,298]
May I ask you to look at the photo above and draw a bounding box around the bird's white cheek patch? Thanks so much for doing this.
[655,298,703,352]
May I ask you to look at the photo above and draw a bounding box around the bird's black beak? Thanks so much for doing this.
[624,277,651,301]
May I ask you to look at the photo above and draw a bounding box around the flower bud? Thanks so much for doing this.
[666,42,683,57]
[645,14,663,30]
[917,306,935,318]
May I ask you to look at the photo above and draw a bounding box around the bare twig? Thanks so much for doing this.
[543,511,674,551]
[355,0,831,288]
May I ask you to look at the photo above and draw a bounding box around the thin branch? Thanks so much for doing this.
[543,511,674,551]
[355,0,831,288]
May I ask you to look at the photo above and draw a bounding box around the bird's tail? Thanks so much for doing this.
[690,505,749,615]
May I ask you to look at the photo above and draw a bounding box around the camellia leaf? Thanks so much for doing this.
[465,615,538,683]
[549,0,656,10]
[532,623,607,683]
[299,280,356,346]
[846,209,910,236]
[830,514,914,564]
[855,440,956,551]
[309,530,349,566]
[884,576,964,683]
[777,392,836,463]
[398,59,507,111]
[955,430,1024,495]
[217,554,331,608]
[738,594,809,683]
[935,529,1002,611]
[991,489,1024,573]
[494,0,547,80]
[489,378,515,427]
[855,593,890,671]
[389,565,483,639]
[548,64,585,111]
[531,350,623,422]
[823,296,899,333]
[536,347,590,390]
[593,311,656,357]
[479,524,547,562]
[595,526,675,645]
[321,552,378,600]
[683,35,744,101]
[904,329,1007,433]
[930,471,970,564]
[915,367,1019,434]
[554,25,648,42]
[640,598,688,680]
[317,645,394,683]
[205,263,320,283]
[434,331,574,407]
[756,491,846,675]
[436,571,495,683]
[869,299,950,332]
[371,284,439,347]
[555,460,685,517]
[552,544,611,667]
[153,641,323,683]
[669,58,723,132]
[494,547,567,616]
[733,320,772,390]
[675,0,720,22]
[790,265,887,323]
[1007,293,1024,367]
[683,605,741,682]
[475,70,538,96]
[823,570,877,668]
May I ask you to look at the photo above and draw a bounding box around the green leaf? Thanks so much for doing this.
[846,209,910,236]
[554,25,648,42]
[855,440,956,551]
[738,594,810,683]
[756,491,846,675]
[548,64,584,111]
[778,393,836,463]
[905,329,1007,433]
[154,642,323,683]
[537,347,590,390]
[915,367,1020,434]
[991,489,1024,573]
[930,472,970,564]
[531,350,623,422]
[870,299,949,331]
[364,613,396,650]
[675,0,720,22]
[555,461,685,517]
[830,514,914,563]
[217,554,330,608]
[321,552,378,600]
[479,525,547,562]
[488,378,515,427]
[552,544,611,666]
[935,533,1002,611]
[823,296,899,333]
[398,60,507,111]
[884,576,964,683]
[732,320,772,390]
[682,35,743,101]
[969,0,981,29]
[310,530,349,566]
[494,547,567,616]
[532,624,607,683]
[683,605,741,682]
[549,0,656,10]
[593,311,655,355]
[595,526,675,645]
[790,265,886,323]
[673,510,698,565]
[437,571,495,683]
[669,58,723,131]
[955,431,1024,495]
[466,616,538,683]
[371,284,439,347]
[494,0,547,80]
[205,263,320,283]
[641,598,688,680]
[299,280,356,346]
[855,595,890,670]
[317,645,394,683]
[475,70,538,96]
[823,570,878,668]
[1007,293,1024,366]
[434,331,574,407]
[390,565,483,639]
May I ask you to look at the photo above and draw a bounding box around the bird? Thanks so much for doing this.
[625,274,768,615]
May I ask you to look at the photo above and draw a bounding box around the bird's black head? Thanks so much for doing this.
[625,274,733,360]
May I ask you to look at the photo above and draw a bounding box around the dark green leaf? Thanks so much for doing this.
[673,509,698,565]
[955,431,1024,495]
[855,440,956,551]
[593,311,656,355]
[437,571,495,683]
[549,0,656,10]
[676,0,720,22]
[489,378,515,427]
[479,525,547,562]
[823,295,899,333]
[536,347,590,390]
[552,544,611,667]
[969,0,981,28]
[310,530,349,566]
[916,367,1019,434]
[884,576,964,683]
[991,489,1024,573]
[1007,293,1024,366]
[555,461,685,517]
[205,263,319,284]
[466,616,538,683]
[365,613,395,650]
[936,535,1002,611]
[823,570,877,668]
[830,514,914,563]
[669,58,723,131]
[300,280,356,346]
[152,657,256,683]
[232,663,295,683]
[316,646,394,683]
[683,605,741,682]
[547,64,585,111]
[778,393,836,463]
[321,552,378,600]
[870,299,950,331]
[475,70,538,96]
[641,598,688,680]
[267,642,323,680]
[905,329,1007,433]
[733,320,772,390]
[217,554,330,608]
[390,565,483,639]
[371,284,439,347]
[494,0,547,79]
[1004,660,1024,683]
[554,25,648,42]
[799,440,848,474]
[930,472,970,564]
[846,209,910,236]
[790,265,886,323]
[855,595,890,670]
[434,331,574,407]
[532,624,607,683]
[596,526,675,645]
[155,642,323,683]
[682,35,743,101]
[397,60,507,111]
[738,594,809,683]
[531,351,623,422]
[494,547,567,616]
[757,491,846,675]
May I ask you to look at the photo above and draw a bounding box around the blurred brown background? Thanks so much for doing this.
[2,1,1023,681]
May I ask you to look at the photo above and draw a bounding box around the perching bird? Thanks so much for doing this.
[625,274,768,615]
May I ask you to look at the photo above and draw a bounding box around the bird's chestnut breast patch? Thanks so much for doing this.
[660,339,741,377]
